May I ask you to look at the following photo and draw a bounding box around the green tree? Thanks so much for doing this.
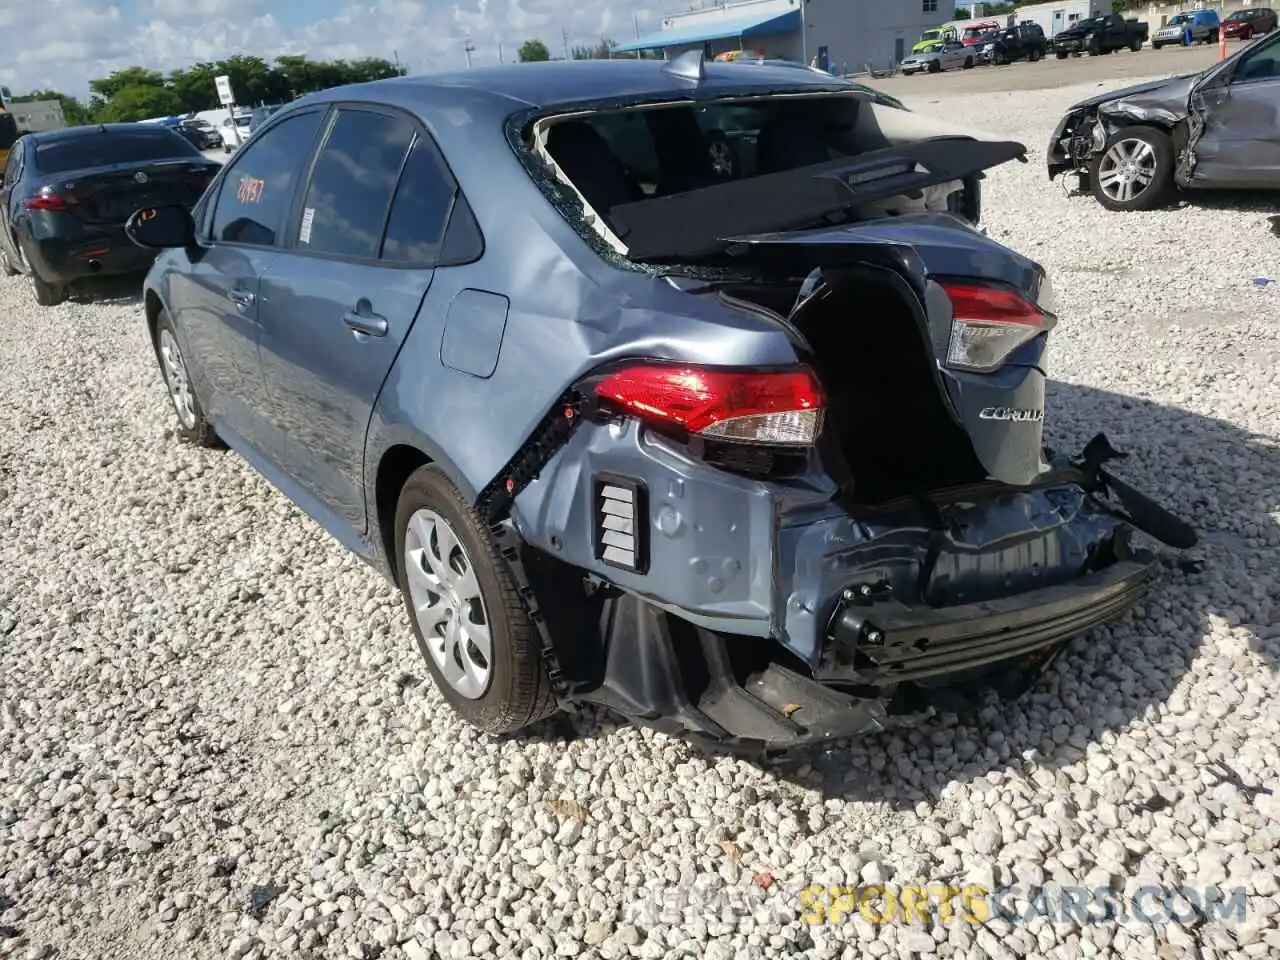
[518,39,552,62]
[571,37,638,60]
[92,84,186,122]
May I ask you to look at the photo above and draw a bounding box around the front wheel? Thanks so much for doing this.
[1089,126,1176,212]
[1056,50,1068,59]
[928,58,942,73]
[1208,30,1219,44]
[394,465,557,735]
[1152,41,1163,49]
[154,311,221,447]
[964,56,974,69]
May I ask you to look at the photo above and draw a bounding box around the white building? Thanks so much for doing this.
[8,100,66,133]
[1007,0,1114,40]
[614,0,958,74]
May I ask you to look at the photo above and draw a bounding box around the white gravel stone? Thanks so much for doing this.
[0,72,1277,960]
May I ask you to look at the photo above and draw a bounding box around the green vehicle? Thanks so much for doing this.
[912,24,960,52]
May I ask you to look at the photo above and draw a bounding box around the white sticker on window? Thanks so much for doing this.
[299,206,315,244]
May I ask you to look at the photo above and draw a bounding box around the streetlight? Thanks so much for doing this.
[464,39,476,68]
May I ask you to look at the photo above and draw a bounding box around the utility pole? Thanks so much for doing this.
[634,13,641,39]
[463,39,475,68]
[498,40,504,63]
[563,28,572,61]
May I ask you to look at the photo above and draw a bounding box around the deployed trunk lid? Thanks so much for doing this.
[721,215,1054,493]
[611,137,1027,261]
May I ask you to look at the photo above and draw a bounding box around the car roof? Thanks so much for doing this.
[301,58,863,114]
[24,123,182,144]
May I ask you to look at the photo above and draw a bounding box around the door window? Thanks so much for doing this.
[297,108,415,260]
[379,135,457,265]
[209,110,324,247]
[1234,34,1280,84]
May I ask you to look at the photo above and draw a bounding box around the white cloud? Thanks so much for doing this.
[0,0,660,98]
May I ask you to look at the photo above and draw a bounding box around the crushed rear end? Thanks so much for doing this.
[496,73,1195,751]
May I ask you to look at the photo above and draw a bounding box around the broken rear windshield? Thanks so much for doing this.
[537,92,1026,262]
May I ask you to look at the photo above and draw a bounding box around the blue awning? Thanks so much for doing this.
[613,10,801,54]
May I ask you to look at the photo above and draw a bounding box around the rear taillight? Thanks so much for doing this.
[941,280,1053,373]
[24,187,73,211]
[593,364,824,446]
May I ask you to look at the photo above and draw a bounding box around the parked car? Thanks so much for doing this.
[1151,9,1221,49]
[983,23,1049,64]
[1052,13,1149,57]
[1047,26,1280,211]
[0,107,18,171]
[219,112,252,153]
[900,41,977,74]
[1222,6,1278,40]
[0,124,219,305]
[178,118,222,151]
[125,55,1193,749]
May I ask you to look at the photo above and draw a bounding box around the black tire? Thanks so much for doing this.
[154,310,221,447]
[1152,41,1163,49]
[964,56,974,69]
[1240,28,1252,41]
[1089,125,1176,212]
[1130,39,1143,52]
[1086,37,1099,55]
[928,58,942,73]
[28,272,67,306]
[394,465,557,735]
[1056,50,1068,59]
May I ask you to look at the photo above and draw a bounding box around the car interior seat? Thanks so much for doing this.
[545,120,644,226]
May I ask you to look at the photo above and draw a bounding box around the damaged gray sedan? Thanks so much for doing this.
[1047,28,1280,211]
[130,54,1197,753]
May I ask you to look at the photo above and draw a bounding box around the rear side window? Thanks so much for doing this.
[297,108,414,260]
[210,111,323,247]
[34,130,200,173]
[379,135,457,265]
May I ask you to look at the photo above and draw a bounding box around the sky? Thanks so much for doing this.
[0,0,665,99]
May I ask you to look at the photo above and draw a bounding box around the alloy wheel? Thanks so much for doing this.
[158,328,197,429]
[1097,138,1157,204]
[403,507,492,700]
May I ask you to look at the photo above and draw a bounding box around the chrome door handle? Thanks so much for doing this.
[342,310,388,337]
[228,288,254,310]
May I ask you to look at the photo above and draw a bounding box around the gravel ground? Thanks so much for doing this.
[2,76,1278,960]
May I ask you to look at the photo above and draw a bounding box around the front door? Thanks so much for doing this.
[179,108,325,458]
[256,106,455,533]
[1190,33,1280,187]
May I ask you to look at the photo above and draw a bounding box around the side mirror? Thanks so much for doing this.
[126,204,196,250]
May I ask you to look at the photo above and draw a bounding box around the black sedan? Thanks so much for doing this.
[1047,26,1280,211]
[0,123,220,305]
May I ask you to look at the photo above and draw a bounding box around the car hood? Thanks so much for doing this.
[1067,72,1201,114]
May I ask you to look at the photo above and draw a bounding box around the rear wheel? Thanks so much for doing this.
[964,56,974,68]
[394,465,557,735]
[1056,50,1068,59]
[1208,30,1219,44]
[1090,126,1176,212]
[1130,38,1143,52]
[28,273,67,307]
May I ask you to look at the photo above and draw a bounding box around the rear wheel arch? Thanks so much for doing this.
[375,444,435,581]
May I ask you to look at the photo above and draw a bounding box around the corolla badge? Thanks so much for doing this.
[134,171,149,184]
[979,406,1044,422]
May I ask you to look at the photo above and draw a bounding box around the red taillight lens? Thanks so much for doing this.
[24,189,70,211]
[594,364,824,446]
[941,280,1052,373]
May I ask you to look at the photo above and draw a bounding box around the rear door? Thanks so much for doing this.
[174,108,326,459]
[1190,31,1280,186]
[255,105,452,532]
